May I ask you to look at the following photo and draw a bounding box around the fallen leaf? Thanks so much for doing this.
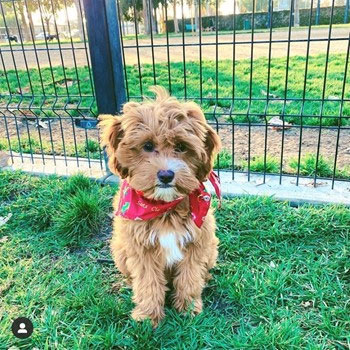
[16,86,31,94]
[36,120,48,129]
[0,236,8,243]
[111,281,124,293]
[301,300,313,308]
[261,89,279,99]
[305,181,328,188]
[269,261,276,268]
[268,116,292,131]
[54,78,77,88]
[0,213,12,227]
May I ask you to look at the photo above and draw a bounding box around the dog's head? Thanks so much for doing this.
[99,87,221,202]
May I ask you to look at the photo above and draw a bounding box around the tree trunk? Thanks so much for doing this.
[152,7,158,34]
[74,0,84,40]
[294,0,300,27]
[159,4,166,34]
[18,4,31,41]
[45,17,51,35]
[142,0,157,35]
[143,0,151,34]
[194,1,199,33]
[173,0,179,33]
[28,11,35,39]
[189,0,194,33]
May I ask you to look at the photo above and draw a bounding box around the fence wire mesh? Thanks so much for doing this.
[0,0,102,170]
[0,0,349,189]
[119,0,350,189]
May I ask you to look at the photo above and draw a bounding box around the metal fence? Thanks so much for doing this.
[0,0,101,169]
[0,0,349,189]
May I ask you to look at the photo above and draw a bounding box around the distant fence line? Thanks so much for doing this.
[166,6,349,32]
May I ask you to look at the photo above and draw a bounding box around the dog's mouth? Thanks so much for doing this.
[153,183,179,202]
[157,184,173,189]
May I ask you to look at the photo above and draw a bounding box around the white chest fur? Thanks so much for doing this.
[159,233,183,266]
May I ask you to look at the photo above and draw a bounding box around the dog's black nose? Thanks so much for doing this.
[157,170,175,184]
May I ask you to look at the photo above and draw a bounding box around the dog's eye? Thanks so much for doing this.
[143,141,155,152]
[175,142,186,153]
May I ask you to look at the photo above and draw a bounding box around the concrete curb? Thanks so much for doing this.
[3,153,350,206]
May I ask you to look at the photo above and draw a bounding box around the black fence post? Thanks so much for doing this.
[82,0,126,114]
[82,0,126,177]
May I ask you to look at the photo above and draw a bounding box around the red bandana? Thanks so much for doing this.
[115,171,221,228]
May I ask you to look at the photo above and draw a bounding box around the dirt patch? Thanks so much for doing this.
[0,116,100,157]
[218,124,350,170]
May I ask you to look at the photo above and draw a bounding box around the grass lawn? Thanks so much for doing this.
[1,53,349,125]
[0,171,349,348]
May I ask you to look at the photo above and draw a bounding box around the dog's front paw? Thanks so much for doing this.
[174,296,203,315]
[131,306,164,327]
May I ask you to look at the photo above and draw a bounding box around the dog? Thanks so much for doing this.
[46,34,58,41]
[99,87,221,326]
[7,35,18,43]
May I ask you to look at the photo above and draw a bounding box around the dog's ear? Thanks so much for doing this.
[185,103,221,181]
[197,124,221,181]
[99,114,128,178]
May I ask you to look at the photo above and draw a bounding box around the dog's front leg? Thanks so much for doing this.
[173,244,206,314]
[128,250,167,326]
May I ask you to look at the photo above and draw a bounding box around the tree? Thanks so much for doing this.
[119,0,143,22]
[73,0,84,40]
[294,0,300,27]
[31,0,73,37]
[119,0,162,35]
[3,1,32,41]
[169,0,179,33]
[188,0,223,33]
[239,0,268,13]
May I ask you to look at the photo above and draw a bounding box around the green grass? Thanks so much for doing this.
[244,155,280,173]
[125,53,350,126]
[288,153,350,179]
[0,171,349,348]
[0,137,101,160]
[1,53,349,124]
[215,150,350,179]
